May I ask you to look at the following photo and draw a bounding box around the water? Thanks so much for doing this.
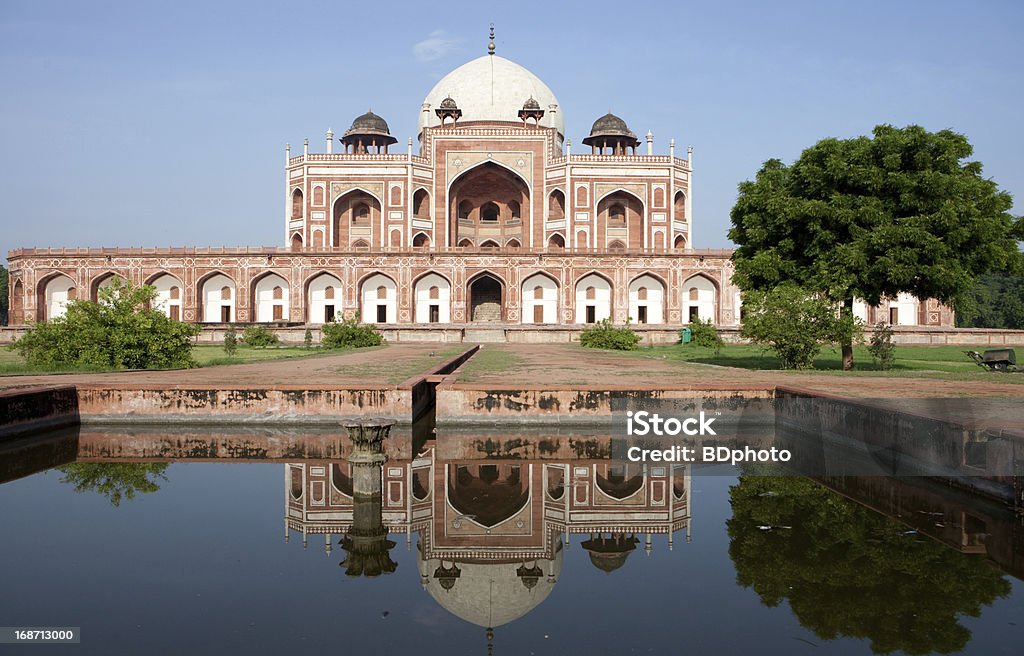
[0,426,1021,655]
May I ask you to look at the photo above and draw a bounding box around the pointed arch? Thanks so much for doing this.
[506,238,521,249]
[628,273,666,325]
[251,271,290,322]
[522,271,559,325]
[291,187,304,220]
[358,272,397,324]
[146,272,184,320]
[682,273,719,324]
[413,187,431,218]
[673,234,686,250]
[479,239,500,248]
[36,272,77,322]
[89,271,124,303]
[674,190,686,220]
[291,232,303,252]
[305,271,343,324]
[547,233,565,249]
[333,188,382,249]
[10,278,25,325]
[412,231,431,248]
[574,271,613,324]
[413,271,451,323]
[548,189,566,220]
[467,270,506,323]
[197,270,237,323]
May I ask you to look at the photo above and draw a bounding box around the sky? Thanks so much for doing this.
[1,0,1021,261]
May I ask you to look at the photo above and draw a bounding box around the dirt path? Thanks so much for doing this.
[0,343,461,390]
[450,343,1024,398]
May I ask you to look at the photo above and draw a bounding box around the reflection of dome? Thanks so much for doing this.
[419,546,563,628]
[580,534,639,573]
[419,55,563,139]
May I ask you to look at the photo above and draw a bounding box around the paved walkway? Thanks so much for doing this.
[0,344,464,390]
[2,342,1023,397]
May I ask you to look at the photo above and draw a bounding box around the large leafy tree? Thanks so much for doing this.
[729,124,1021,369]
[58,463,170,507]
[956,273,1024,329]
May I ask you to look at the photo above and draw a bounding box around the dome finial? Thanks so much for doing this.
[488,24,495,55]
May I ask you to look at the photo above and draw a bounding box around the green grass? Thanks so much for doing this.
[333,345,468,384]
[632,343,1024,383]
[0,343,344,375]
[455,347,522,383]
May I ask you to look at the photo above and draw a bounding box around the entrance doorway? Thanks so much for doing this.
[469,275,503,322]
[221,306,231,323]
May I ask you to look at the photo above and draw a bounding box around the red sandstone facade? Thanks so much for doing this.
[4,46,954,332]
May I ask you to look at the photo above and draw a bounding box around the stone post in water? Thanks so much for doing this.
[340,420,398,576]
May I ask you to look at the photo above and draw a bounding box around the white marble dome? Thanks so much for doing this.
[419,547,562,628]
[419,55,563,141]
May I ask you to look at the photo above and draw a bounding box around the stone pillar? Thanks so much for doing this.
[340,420,398,577]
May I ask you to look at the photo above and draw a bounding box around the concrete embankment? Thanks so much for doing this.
[0,385,80,440]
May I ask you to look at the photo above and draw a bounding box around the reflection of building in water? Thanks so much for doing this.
[285,447,691,633]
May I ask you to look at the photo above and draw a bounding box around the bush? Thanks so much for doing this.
[868,321,896,370]
[303,327,313,349]
[579,318,641,351]
[321,317,383,349]
[687,316,723,353]
[223,325,238,357]
[740,284,853,369]
[13,277,198,369]
[241,325,279,348]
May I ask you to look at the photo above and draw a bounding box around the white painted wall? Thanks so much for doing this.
[307,273,342,324]
[574,274,612,323]
[682,276,716,323]
[628,274,664,324]
[522,274,558,324]
[414,273,451,323]
[150,274,183,319]
[44,276,76,320]
[201,274,236,323]
[360,273,397,324]
[254,273,290,322]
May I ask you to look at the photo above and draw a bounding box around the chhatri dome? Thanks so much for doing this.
[418,30,563,142]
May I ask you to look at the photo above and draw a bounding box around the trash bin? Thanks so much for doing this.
[681,327,692,344]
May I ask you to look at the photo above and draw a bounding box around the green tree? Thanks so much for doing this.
[956,273,1024,329]
[0,264,8,325]
[223,324,238,356]
[739,284,851,369]
[241,325,279,347]
[729,124,1021,370]
[13,277,198,369]
[728,475,1011,654]
[58,462,170,507]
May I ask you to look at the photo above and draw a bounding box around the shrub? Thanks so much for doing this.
[868,322,896,370]
[223,325,238,357]
[579,318,641,351]
[13,277,198,369]
[241,325,279,348]
[321,317,383,349]
[687,316,723,353]
[303,327,313,349]
[740,284,855,369]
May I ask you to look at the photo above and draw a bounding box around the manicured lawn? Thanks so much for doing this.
[455,347,522,382]
[332,345,469,384]
[632,342,1024,382]
[0,343,351,375]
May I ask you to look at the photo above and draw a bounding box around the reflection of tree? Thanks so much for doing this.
[727,475,1011,655]
[58,463,169,507]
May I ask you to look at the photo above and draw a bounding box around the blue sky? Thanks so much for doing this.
[1,0,1021,260]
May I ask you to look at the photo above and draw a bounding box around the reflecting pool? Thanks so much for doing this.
[0,426,1021,655]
